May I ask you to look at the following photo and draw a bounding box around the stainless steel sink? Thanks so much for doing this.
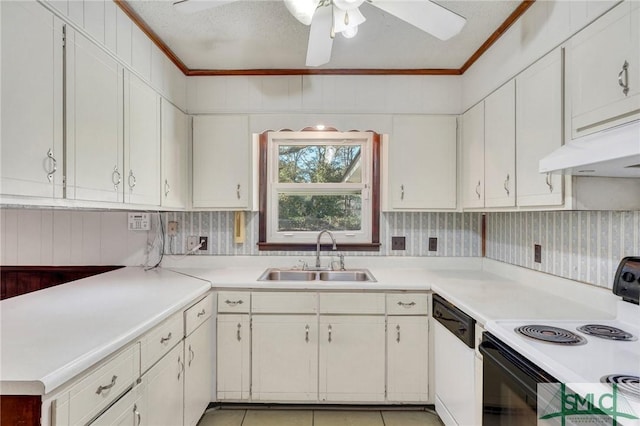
[258,268,376,282]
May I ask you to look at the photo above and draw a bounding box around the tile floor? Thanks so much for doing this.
[197,408,443,426]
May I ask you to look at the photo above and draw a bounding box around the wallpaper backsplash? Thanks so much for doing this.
[162,211,483,257]
[486,211,640,289]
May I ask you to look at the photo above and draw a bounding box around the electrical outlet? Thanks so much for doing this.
[167,221,178,236]
[534,244,542,264]
[428,237,438,252]
[391,236,406,250]
[187,236,198,251]
[199,236,208,251]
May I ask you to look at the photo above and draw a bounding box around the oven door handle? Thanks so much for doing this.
[479,341,540,404]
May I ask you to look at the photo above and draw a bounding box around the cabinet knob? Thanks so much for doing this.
[46,149,57,182]
[618,60,630,96]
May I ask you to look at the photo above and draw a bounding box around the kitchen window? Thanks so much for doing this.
[258,129,381,251]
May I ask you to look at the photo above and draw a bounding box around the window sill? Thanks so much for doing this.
[257,242,381,252]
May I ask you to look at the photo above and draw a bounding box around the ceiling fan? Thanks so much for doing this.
[172,0,467,67]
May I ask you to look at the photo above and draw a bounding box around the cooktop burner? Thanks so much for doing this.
[601,375,640,400]
[515,325,587,345]
[577,324,637,341]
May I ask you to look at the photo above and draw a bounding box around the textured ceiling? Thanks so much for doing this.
[127,0,523,70]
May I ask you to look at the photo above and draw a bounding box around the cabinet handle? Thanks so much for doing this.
[96,375,117,395]
[545,173,553,193]
[196,308,206,317]
[225,299,244,307]
[397,301,416,308]
[178,356,184,380]
[618,60,629,96]
[46,149,57,182]
[328,324,332,343]
[112,166,121,191]
[188,344,195,367]
[236,184,241,199]
[396,324,401,343]
[164,179,171,197]
[475,180,481,199]
[133,403,141,426]
[503,174,510,196]
[237,323,242,341]
[305,324,310,343]
[128,170,137,189]
[160,332,172,344]
[400,184,405,201]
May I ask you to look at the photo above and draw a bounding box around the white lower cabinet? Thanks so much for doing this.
[216,314,250,400]
[252,315,318,401]
[318,315,386,402]
[144,342,185,426]
[90,384,144,426]
[387,316,429,402]
[184,319,213,426]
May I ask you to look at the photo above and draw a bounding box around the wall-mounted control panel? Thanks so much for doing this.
[128,213,151,231]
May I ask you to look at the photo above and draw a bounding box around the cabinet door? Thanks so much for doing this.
[144,342,184,426]
[216,314,250,400]
[318,315,385,402]
[484,80,516,208]
[461,102,485,209]
[161,100,188,209]
[569,1,640,137]
[252,315,318,401]
[66,28,124,203]
[184,319,213,426]
[387,116,457,210]
[90,384,144,426]
[1,2,64,198]
[124,71,160,206]
[387,316,429,402]
[192,115,250,209]
[516,48,564,207]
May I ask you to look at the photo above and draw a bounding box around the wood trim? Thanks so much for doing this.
[119,0,534,76]
[481,213,487,257]
[0,395,41,426]
[113,0,189,75]
[460,0,536,74]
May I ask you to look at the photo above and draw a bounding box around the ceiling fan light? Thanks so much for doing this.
[332,6,365,33]
[342,25,358,39]
[332,0,365,11]
[284,0,322,26]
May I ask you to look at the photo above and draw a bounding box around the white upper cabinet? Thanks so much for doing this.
[65,28,124,203]
[161,101,189,209]
[1,2,64,199]
[484,80,516,208]
[192,115,253,210]
[124,71,161,206]
[568,1,640,137]
[461,102,485,209]
[384,116,457,211]
[516,48,564,207]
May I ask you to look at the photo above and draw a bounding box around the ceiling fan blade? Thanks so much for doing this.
[370,0,466,40]
[305,6,334,67]
[172,0,238,14]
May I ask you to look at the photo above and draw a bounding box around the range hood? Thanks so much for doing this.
[539,121,640,178]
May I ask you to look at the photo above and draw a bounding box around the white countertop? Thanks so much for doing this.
[0,267,210,395]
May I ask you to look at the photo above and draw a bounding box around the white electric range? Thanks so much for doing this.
[482,257,640,426]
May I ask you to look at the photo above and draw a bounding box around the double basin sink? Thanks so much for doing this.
[258,268,376,282]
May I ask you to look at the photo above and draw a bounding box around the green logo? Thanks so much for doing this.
[538,383,639,425]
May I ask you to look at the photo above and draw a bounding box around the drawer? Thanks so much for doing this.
[67,345,137,426]
[387,293,429,315]
[251,292,317,314]
[185,293,213,336]
[217,291,250,313]
[319,293,385,314]
[140,311,183,373]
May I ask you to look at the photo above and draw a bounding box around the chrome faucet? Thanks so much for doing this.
[316,230,337,269]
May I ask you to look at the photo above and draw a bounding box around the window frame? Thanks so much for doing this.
[258,128,381,251]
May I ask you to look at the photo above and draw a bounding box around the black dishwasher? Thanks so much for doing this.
[433,293,475,348]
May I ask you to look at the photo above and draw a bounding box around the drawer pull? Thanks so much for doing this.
[396,324,401,343]
[225,299,244,307]
[397,301,416,308]
[96,375,117,395]
[160,332,172,344]
[196,308,206,317]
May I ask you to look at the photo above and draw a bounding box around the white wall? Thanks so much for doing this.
[0,209,155,266]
